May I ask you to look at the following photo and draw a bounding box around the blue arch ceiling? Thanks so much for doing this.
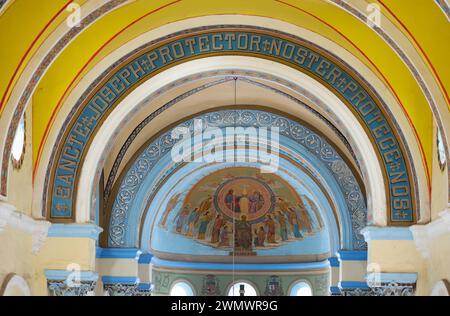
[106,109,366,256]
[45,26,417,226]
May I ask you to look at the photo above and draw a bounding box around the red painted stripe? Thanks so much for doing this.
[0,0,72,114]
[34,0,182,179]
[379,0,450,108]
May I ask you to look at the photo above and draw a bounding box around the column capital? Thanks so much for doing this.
[45,270,98,296]
[102,276,145,296]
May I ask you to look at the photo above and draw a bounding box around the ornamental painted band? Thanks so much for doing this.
[48,27,415,224]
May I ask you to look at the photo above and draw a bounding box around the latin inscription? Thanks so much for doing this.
[51,31,414,222]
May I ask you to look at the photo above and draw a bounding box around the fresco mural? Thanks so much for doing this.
[159,167,325,255]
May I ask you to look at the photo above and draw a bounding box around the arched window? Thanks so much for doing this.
[11,114,25,169]
[290,281,313,296]
[170,281,194,296]
[228,281,258,296]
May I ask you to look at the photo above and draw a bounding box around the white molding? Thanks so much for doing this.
[0,201,51,254]
[410,206,450,258]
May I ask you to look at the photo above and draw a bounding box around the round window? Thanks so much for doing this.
[290,281,313,296]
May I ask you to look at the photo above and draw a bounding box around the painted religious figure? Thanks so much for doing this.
[167,167,324,253]
[225,189,241,213]
[297,199,313,234]
[199,195,213,213]
[211,214,225,243]
[264,214,277,244]
[249,190,264,213]
[287,208,303,238]
[159,193,180,229]
[275,211,288,241]
[186,207,201,237]
[218,225,230,247]
[234,215,253,251]
[175,205,190,233]
[197,211,213,240]
[254,226,266,247]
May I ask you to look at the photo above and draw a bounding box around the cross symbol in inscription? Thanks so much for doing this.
[81,116,96,128]
[337,77,347,89]
[396,210,409,219]
[55,204,69,212]
[262,40,271,52]
[139,58,151,71]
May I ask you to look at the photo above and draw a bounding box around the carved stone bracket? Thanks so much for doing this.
[47,280,96,296]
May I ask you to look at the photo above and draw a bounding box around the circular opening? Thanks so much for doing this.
[170,281,194,296]
[11,114,25,168]
[290,281,313,296]
[228,282,258,296]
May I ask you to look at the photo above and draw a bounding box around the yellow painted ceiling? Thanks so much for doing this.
[377,0,450,107]
[1,0,448,181]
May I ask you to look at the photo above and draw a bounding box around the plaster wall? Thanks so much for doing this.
[0,227,34,294]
